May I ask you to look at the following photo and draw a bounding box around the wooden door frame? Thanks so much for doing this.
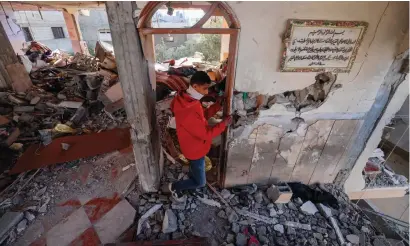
[137,1,240,187]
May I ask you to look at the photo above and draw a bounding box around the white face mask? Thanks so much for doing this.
[186,85,204,100]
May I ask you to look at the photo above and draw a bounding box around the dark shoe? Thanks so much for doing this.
[168,183,186,202]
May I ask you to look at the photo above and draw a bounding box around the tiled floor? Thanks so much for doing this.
[12,151,137,246]
[28,194,136,246]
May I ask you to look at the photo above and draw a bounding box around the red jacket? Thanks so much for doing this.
[171,92,226,160]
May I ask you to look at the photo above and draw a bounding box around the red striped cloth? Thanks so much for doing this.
[156,72,189,92]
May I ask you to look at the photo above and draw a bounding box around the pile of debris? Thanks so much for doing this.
[0,41,128,174]
[363,149,408,188]
[129,160,400,246]
[0,150,136,245]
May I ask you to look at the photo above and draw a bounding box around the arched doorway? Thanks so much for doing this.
[137,2,240,187]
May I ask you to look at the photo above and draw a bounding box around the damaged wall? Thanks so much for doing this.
[229,1,408,116]
[224,1,409,188]
[226,119,362,187]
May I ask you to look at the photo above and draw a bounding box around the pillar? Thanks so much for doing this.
[106,2,161,192]
[62,9,88,54]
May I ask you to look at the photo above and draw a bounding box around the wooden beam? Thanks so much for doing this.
[192,3,219,28]
[220,30,240,188]
[140,28,237,35]
[348,186,407,199]
[106,1,161,192]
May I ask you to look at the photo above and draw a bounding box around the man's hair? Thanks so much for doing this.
[190,71,211,86]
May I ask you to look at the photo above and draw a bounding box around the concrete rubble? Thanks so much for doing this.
[363,148,409,188]
[0,149,136,245]
[0,41,128,176]
[128,159,402,246]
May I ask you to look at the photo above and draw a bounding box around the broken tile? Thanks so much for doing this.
[94,199,136,244]
[83,193,121,223]
[46,208,91,246]
[68,227,101,246]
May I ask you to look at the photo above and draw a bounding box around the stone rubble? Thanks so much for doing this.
[129,162,397,246]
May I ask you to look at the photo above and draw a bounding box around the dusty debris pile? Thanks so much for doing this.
[363,149,408,188]
[0,41,128,174]
[129,161,398,246]
[0,150,136,245]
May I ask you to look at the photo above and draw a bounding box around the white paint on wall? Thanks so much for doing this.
[0,5,25,55]
[228,1,409,114]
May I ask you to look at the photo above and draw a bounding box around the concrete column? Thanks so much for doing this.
[62,9,88,54]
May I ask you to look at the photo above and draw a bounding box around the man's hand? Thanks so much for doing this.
[223,115,233,126]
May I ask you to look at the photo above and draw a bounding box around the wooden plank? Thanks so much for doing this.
[270,132,305,183]
[247,125,283,185]
[106,2,161,192]
[192,3,219,28]
[348,187,407,199]
[220,31,240,187]
[224,139,255,187]
[326,120,362,183]
[289,120,335,184]
[309,120,359,184]
[139,28,238,35]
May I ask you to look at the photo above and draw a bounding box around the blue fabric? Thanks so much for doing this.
[173,157,206,192]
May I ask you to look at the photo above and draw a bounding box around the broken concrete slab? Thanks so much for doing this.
[300,201,318,215]
[197,197,221,208]
[137,204,162,235]
[236,209,278,225]
[346,234,360,244]
[10,127,131,174]
[284,221,311,230]
[316,203,332,218]
[13,106,35,113]
[8,95,26,105]
[16,219,27,233]
[0,212,24,239]
[162,209,178,233]
[274,224,284,234]
[57,101,84,109]
[30,96,41,105]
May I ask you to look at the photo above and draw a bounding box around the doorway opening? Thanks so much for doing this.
[138,1,240,187]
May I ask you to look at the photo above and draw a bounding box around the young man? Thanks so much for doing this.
[169,71,232,201]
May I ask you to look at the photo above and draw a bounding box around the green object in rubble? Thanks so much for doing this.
[242,92,248,101]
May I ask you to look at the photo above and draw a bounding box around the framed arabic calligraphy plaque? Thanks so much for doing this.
[281,19,368,73]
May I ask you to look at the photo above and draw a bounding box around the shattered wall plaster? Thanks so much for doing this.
[229,1,409,115]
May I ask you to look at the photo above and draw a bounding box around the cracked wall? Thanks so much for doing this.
[225,119,362,187]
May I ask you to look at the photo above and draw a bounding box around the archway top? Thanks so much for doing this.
[137,1,240,29]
